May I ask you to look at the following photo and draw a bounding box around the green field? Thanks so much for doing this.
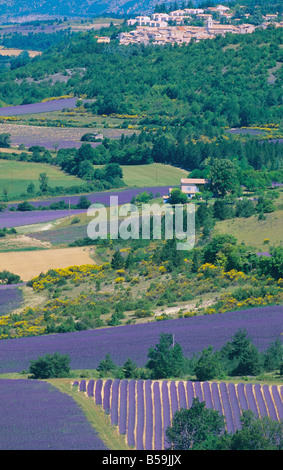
[0,159,85,199]
[95,163,187,187]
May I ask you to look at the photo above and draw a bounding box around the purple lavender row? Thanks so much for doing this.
[119,380,128,436]
[186,381,194,409]
[161,381,171,450]
[169,381,179,418]
[194,381,203,402]
[87,379,95,397]
[219,382,235,434]
[227,383,242,430]
[136,380,145,450]
[153,382,163,450]
[202,382,213,409]
[262,385,278,421]
[79,379,86,392]
[103,379,112,412]
[127,380,136,448]
[210,382,224,418]
[271,386,283,420]
[178,381,187,410]
[95,379,103,406]
[145,380,153,450]
[245,384,259,418]
[110,379,120,427]
[254,384,268,419]
[236,383,249,414]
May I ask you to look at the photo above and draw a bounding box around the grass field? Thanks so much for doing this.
[94,163,187,187]
[0,159,85,199]
[0,246,95,281]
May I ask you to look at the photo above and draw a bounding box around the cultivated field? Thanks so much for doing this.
[116,164,187,187]
[0,246,95,281]
[0,122,136,149]
[74,378,283,450]
[0,159,85,199]
[0,49,42,57]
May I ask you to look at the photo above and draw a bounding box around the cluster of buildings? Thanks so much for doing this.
[118,5,282,46]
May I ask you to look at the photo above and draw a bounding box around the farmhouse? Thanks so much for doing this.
[163,178,208,202]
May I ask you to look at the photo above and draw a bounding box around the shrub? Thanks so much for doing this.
[28,352,70,379]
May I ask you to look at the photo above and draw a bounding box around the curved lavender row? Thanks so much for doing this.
[161,381,171,450]
[194,381,203,402]
[103,379,112,412]
[236,383,249,414]
[271,386,283,420]
[169,381,179,418]
[136,380,145,450]
[254,384,268,419]
[227,383,242,430]
[79,379,86,392]
[178,381,187,410]
[202,382,213,409]
[110,379,120,426]
[245,384,259,418]
[210,382,224,418]
[119,380,128,436]
[145,380,153,451]
[219,382,235,434]
[127,380,136,448]
[153,382,162,450]
[262,385,278,421]
[186,381,194,409]
[94,379,103,406]
[0,209,85,229]
[87,379,94,397]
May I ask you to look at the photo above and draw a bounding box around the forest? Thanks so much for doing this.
[0,25,282,139]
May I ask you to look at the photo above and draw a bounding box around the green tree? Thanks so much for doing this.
[209,159,239,198]
[146,333,185,379]
[111,250,125,269]
[38,173,49,193]
[228,410,283,450]
[194,346,223,381]
[97,353,117,376]
[166,398,225,450]
[168,188,188,205]
[28,352,70,379]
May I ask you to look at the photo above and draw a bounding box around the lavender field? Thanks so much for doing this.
[0,284,24,315]
[0,379,108,450]
[0,98,80,116]
[75,378,283,450]
[0,306,282,374]
[1,186,170,228]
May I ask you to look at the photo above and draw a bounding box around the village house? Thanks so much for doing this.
[163,178,208,203]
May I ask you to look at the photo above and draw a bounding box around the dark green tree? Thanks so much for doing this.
[166,397,225,450]
[194,346,223,381]
[146,333,185,379]
[28,352,70,379]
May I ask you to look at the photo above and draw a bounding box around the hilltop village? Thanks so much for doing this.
[118,4,283,45]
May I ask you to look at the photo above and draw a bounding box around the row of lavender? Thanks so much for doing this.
[74,379,283,451]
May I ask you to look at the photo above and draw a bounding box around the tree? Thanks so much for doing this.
[111,250,125,269]
[146,333,185,379]
[28,352,70,379]
[97,353,117,376]
[194,346,223,381]
[0,133,11,148]
[168,188,188,205]
[38,173,49,193]
[227,410,283,450]
[27,182,36,196]
[122,358,138,378]
[166,398,225,450]
[209,159,239,198]
[220,328,262,376]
